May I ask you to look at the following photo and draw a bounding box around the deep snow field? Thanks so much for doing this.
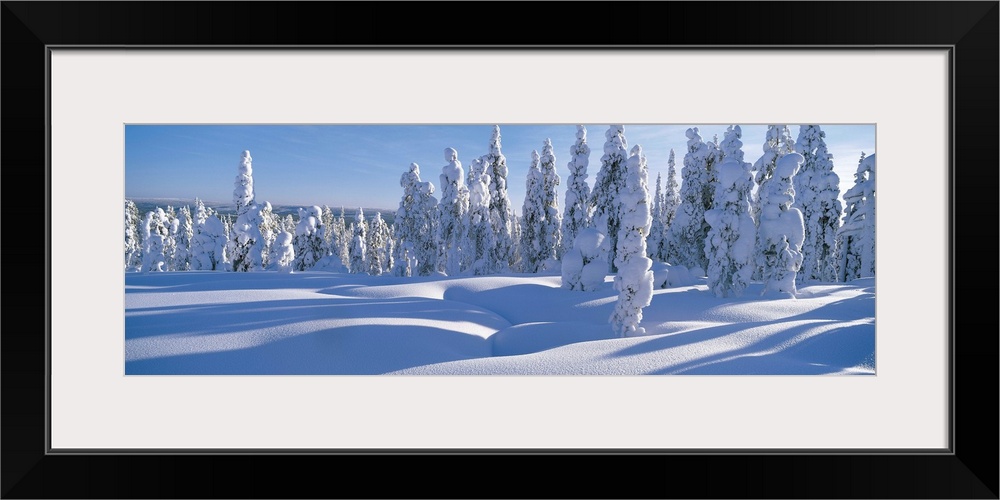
[125,271,875,375]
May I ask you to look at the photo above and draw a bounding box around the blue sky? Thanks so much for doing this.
[125,124,875,212]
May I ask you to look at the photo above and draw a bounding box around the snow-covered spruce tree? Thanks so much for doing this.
[230,203,266,272]
[257,201,280,269]
[647,172,668,262]
[366,211,393,276]
[462,156,494,275]
[757,153,806,296]
[590,125,630,273]
[751,125,795,223]
[333,207,352,269]
[191,209,228,271]
[348,209,368,274]
[125,199,143,272]
[719,125,754,212]
[161,207,179,271]
[793,125,844,283]
[171,205,194,271]
[233,150,255,217]
[270,231,295,273]
[561,125,592,258]
[520,150,546,273]
[666,127,713,273]
[484,125,517,273]
[539,138,562,267]
[704,158,756,298]
[610,145,654,337]
[509,209,523,273]
[292,206,326,271]
[229,150,263,271]
[836,153,876,281]
[561,228,610,291]
[320,206,336,256]
[393,163,439,277]
[438,148,469,276]
[141,208,170,272]
[663,148,680,229]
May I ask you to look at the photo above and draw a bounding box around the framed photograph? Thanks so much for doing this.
[5,2,996,498]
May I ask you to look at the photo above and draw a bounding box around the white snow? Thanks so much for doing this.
[125,271,875,375]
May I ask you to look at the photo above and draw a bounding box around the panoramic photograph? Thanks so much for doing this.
[124,123,876,375]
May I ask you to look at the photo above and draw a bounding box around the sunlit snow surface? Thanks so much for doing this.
[125,271,874,375]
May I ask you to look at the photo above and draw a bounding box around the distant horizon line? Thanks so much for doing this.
[126,196,397,213]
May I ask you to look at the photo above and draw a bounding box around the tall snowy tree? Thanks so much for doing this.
[438,147,469,276]
[751,125,795,223]
[794,125,844,283]
[125,199,143,272]
[663,148,680,229]
[229,150,263,271]
[462,156,494,275]
[561,125,592,259]
[348,209,368,274]
[647,172,668,262]
[836,153,876,281]
[333,207,352,269]
[393,163,439,277]
[590,125,630,273]
[257,201,280,269]
[539,138,562,267]
[666,127,714,273]
[520,150,546,273]
[171,205,194,271]
[704,158,756,298]
[719,125,753,213]
[233,150,255,217]
[484,125,517,273]
[292,206,326,271]
[141,208,170,272]
[757,153,806,296]
[366,211,393,276]
[161,207,179,271]
[320,206,337,259]
[610,145,654,337]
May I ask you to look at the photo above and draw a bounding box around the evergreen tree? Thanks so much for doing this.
[394,163,440,277]
[293,206,326,271]
[463,156,494,275]
[438,148,469,276]
[270,231,295,273]
[141,208,170,272]
[320,205,337,258]
[349,209,368,274]
[836,153,876,281]
[758,153,806,295]
[230,203,266,272]
[666,127,713,273]
[125,199,143,272]
[610,145,654,337]
[793,125,844,283]
[333,208,352,269]
[561,125,592,258]
[751,125,796,279]
[647,173,668,262]
[282,214,297,234]
[704,158,756,298]
[663,148,680,229]
[366,211,393,276]
[590,125,630,272]
[539,138,562,266]
[162,206,179,271]
[233,150,255,217]
[520,150,545,273]
[191,201,228,271]
[257,202,280,269]
[172,205,194,271]
[484,125,517,273]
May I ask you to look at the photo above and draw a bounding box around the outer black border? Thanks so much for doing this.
[3,2,997,498]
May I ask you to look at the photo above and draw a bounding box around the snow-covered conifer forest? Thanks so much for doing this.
[125,124,876,375]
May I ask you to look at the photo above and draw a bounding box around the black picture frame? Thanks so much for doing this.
[3,2,997,498]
